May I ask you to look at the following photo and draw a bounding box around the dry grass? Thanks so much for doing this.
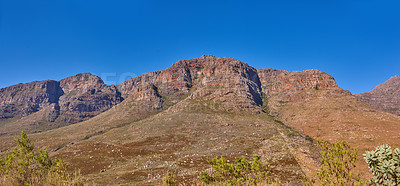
[268,87,400,178]
[50,109,312,185]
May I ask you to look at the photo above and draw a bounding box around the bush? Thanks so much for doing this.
[305,139,365,185]
[199,154,275,185]
[364,144,400,185]
[0,131,81,185]
[162,170,177,186]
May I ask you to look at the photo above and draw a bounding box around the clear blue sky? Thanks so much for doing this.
[0,0,399,93]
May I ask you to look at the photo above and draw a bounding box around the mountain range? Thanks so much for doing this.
[0,55,399,184]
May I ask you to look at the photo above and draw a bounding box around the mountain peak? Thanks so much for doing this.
[370,75,400,94]
[356,75,400,115]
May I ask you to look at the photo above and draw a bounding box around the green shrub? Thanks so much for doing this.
[305,139,365,186]
[162,170,177,186]
[200,154,274,185]
[0,131,82,185]
[364,144,400,185]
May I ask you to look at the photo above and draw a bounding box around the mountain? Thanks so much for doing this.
[0,73,123,135]
[356,75,400,116]
[0,55,399,184]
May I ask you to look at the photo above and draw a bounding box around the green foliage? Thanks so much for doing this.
[162,171,177,186]
[305,139,365,186]
[200,154,274,185]
[196,67,204,71]
[261,93,269,113]
[364,144,400,185]
[0,131,81,185]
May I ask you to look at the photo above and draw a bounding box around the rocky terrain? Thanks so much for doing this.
[356,75,400,116]
[0,55,399,184]
[0,73,123,134]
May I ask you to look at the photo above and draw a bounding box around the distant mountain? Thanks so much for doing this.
[356,75,400,116]
[0,73,123,134]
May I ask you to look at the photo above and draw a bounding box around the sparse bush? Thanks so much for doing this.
[200,154,275,185]
[305,139,365,186]
[364,144,400,185]
[0,131,82,186]
[162,170,177,186]
[261,93,269,113]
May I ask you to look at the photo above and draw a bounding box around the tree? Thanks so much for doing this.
[305,139,365,186]
[0,131,81,185]
[200,154,276,185]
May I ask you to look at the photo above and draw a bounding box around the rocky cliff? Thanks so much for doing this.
[118,55,263,113]
[0,73,123,125]
[0,80,63,119]
[356,75,400,115]
[257,68,338,95]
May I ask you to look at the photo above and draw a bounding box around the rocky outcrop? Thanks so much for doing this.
[0,80,63,119]
[257,68,338,95]
[356,75,400,115]
[182,55,263,112]
[0,73,123,124]
[117,55,263,113]
[56,73,124,123]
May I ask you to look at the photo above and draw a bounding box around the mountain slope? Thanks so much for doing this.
[356,75,400,116]
[258,69,400,175]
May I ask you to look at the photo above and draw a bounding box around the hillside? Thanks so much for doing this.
[257,69,400,175]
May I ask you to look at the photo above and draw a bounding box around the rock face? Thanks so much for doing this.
[57,73,124,123]
[118,55,263,113]
[356,75,400,115]
[0,81,63,119]
[257,68,338,95]
[257,68,343,102]
[0,73,123,123]
[181,55,262,112]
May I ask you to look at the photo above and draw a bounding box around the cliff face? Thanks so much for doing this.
[0,80,63,119]
[117,55,263,113]
[0,73,123,124]
[257,68,347,103]
[168,55,262,112]
[57,73,124,123]
[356,75,400,115]
[257,68,338,95]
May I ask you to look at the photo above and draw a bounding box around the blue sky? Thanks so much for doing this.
[0,0,399,93]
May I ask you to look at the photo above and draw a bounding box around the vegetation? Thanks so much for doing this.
[0,131,81,186]
[199,154,276,185]
[305,139,365,186]
[261,93,269,113]
[3,131,400,185]
[162,171,177,186]
[364,144,400,185]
